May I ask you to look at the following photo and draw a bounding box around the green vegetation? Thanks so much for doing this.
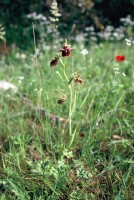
[0,41,133,199]
[0,0,134,48]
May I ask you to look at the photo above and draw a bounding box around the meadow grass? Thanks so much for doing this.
[0,41,133,200]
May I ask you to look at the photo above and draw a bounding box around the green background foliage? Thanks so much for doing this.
[0,1,134,199]
[0,0,134,48]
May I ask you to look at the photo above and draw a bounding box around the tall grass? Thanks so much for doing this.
[0,41,133,199]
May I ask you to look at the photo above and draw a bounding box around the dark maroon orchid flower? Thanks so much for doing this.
[59,44,75,57]
[50,55,60,67]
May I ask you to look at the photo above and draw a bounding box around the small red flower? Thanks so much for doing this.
[59,44,75,57]
[115,55,125,62]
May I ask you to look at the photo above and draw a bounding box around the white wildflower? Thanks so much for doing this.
[114,68,119,71]
[57,160,65,168]
[63,149,73,158]
[21,53,26,59]
[122,73,126,77]
[80,49,89,55]
[125,38,134,46]
[18,76,24,80]
[114,68,120,75]
[112,80,118,87]
[126,42,131,46]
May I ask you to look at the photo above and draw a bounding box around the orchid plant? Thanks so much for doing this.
[50,39,83,148]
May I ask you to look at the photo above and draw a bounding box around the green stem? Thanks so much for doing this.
[68,127,77,148]
[56,71,67,84]
[68,85,73,137]
[68,91,77,147]
[60,58,76,148]
[60,59,69,82]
